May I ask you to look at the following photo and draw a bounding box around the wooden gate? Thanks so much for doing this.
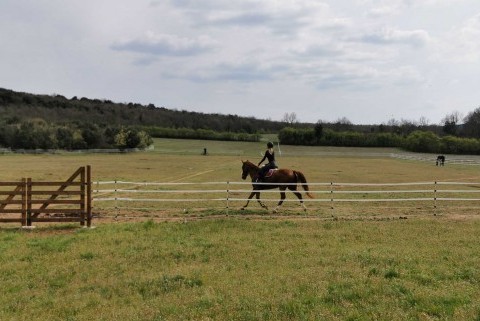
[0,166,92,227]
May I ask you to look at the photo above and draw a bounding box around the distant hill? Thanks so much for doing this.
[0,87,292,134]
[3,87,478,155]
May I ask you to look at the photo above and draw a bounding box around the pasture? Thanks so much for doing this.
[1,138,480,320]
[2,138,480,220]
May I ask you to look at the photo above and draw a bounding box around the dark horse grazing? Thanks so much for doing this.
[241,160,313,213]
[436,155,445,166]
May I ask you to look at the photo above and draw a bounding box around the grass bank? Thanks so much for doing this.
[1,218,479,320]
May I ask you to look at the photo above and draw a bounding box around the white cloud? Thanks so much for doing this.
[356,28,430,48]
[166,0,330,36]
[111,32,216,57]
[366,4,402,18]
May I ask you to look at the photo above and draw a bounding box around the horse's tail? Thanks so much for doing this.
[294,170,314,198]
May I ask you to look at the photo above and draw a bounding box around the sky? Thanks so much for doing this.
[1,0,480,125]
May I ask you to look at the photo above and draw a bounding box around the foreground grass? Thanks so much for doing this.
[1,218,480,320]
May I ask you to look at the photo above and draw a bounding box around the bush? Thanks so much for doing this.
[280,128,403,148]
[278,127,316,145]
[404,131,441,153]
[143,126,259,142]
[0,120,153,150]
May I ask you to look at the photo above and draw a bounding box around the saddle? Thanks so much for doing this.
[255,168,278,183]
[264,168,277,178]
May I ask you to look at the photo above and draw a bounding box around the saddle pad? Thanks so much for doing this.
[265,169,277,178]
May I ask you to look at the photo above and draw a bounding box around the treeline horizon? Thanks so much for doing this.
[279,127,480,155]
[1,87,479,154]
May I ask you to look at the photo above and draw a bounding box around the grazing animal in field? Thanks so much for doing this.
[240,160,313,213]
[436,155,445,166]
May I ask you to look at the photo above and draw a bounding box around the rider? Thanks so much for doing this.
[257,141,278,181]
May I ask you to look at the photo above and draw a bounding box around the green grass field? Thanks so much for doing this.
[1,139,480,320]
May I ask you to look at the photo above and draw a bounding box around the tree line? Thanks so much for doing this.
[279,113,480,155]
[0,88,288,134]
[0,88,266,149]
[142,126,260,142]
[2,87,480,154]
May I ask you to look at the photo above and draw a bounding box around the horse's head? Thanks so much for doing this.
[241,160,249,180]
[241,160,257,180]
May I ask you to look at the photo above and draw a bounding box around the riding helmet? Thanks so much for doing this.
[267,141,274,148]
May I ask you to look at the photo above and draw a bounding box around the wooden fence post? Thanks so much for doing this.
[227,181,231,216]
[330,182,334,216]
[21,178,27,226]
[87,165,92,227]
[27,178,32,227]
[80,166,86,226]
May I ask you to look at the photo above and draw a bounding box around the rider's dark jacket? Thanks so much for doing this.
[258,149,277,179]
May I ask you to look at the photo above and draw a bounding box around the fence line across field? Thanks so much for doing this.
[390,153,480,165]
[92,180,480,217]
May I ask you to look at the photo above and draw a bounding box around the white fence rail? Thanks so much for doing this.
[92,180,480,219]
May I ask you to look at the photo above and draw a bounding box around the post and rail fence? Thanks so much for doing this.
[92,180,480,220]
[2,165,480,225]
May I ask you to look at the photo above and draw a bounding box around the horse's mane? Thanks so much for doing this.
[243,160,258,169]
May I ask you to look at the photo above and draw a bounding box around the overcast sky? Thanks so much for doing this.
[1,0,480,124]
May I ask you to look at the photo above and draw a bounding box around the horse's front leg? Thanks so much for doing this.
[241,191,268,211]
[241,191,256,210]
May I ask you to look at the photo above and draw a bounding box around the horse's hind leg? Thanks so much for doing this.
[273,188,287,213]
[288,185,307,212]
[255,192,268,210]
[293,191,307,212]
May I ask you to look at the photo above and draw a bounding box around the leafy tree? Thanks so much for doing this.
[72,133,87,149]
[12,123,36,149]
[136,130,153,148]
[0,124,14,147]
[462,107,480,138]
[125,130,141,148]
[35,128,57,149]
[442,111,461,136]
[81,126,103,148]
[314,122,323,141]
[104,127,121,145]
[56,127,74,149]
[114,128,128,149]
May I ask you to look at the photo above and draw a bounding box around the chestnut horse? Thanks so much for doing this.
[241,160,313,213]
